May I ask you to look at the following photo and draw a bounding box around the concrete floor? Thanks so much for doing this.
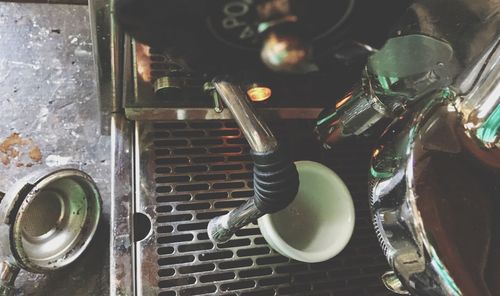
[0,3,109,295]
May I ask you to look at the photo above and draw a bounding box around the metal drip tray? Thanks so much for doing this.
[135,120,392,296]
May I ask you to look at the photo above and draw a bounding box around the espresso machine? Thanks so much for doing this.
[87,0,499,295]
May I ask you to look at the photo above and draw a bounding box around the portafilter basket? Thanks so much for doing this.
[0,168,101,295]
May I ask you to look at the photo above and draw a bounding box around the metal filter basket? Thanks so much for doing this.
[0,168,102,295]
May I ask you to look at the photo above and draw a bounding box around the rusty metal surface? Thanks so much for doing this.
[0,3,109,295]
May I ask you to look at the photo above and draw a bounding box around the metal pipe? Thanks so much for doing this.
[212,79,278,153]
[208,79,276,243]
[208,78,298,244]
[208,199,263,243]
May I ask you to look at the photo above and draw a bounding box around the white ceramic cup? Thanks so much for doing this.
[258,160,355,263]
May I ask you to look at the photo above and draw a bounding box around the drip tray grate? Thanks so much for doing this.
[136,120,393,296]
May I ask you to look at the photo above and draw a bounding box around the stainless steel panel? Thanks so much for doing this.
[125,108,322,121]
[135,120,392,296]
[110,114,135,296]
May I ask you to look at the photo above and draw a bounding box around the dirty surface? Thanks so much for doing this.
[0,133,43,166]
[0,3,110,295]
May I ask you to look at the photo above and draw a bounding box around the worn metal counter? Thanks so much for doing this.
[0,3,110,295]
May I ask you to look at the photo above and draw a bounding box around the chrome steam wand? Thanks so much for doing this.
[207,78,299,244]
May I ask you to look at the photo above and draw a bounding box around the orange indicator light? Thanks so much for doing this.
[247,86,272,102]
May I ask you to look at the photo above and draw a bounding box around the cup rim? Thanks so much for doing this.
[258,160,355,263]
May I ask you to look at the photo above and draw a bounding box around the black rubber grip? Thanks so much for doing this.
[251,147,299,213]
